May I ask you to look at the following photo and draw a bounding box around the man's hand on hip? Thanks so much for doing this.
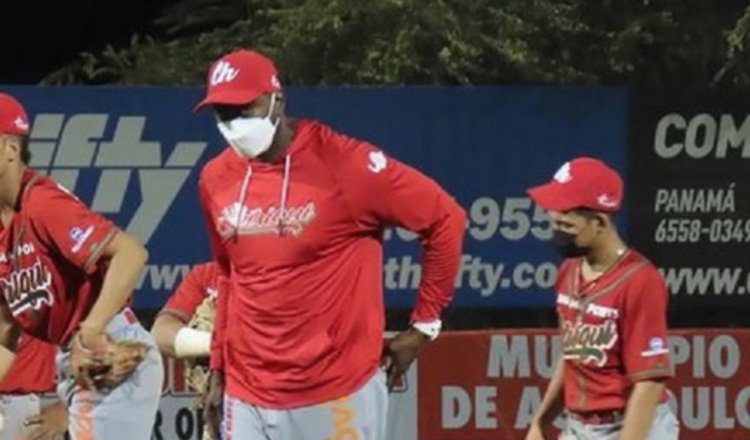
[381,328,430,391]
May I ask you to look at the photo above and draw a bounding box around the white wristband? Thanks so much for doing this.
[412,320,442,341]
[174,327,211,358]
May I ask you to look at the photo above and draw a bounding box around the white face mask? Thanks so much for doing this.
[217,94,279,158]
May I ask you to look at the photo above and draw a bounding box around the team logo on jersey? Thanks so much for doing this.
[69,225,95,253]
[217,201,317,238]
[0,258,54,317]
[562,319,618,366]
[642,337,670,358]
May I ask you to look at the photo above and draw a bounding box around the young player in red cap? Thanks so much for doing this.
[194,49,467,440]
[0,92,163,440]
[525,157,679,440]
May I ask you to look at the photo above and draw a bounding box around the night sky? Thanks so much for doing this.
[0,0,173,84]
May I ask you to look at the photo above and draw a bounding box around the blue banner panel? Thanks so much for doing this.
[2,86,626,309]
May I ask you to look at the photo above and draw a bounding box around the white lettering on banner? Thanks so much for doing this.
[154,396,205,440]
[137,264,196,291]
[440,385,564,432]
[441,386,498,429]
[495,333,749,433]
[381,195,558,299]
[515,386,563,430]
[668,387,750,430]
[466,196,552,242]
[654,185,736,213]
[383,196,553,243]
[669,335,739,379]
[654,113,750,159]
[660,266,750,296]
[29,113,208,245]
[147,332,750,439]
[383,195,555,244]
[383,255,558,296]
[486,335,560,379]
[131,256,559,298]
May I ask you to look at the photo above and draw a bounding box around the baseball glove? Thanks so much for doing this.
[184,295,216,406]
[69,334,148,390]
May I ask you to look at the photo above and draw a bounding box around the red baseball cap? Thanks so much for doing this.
[527,157,624,213]
[0,93,30,136]
[194,49,282,112]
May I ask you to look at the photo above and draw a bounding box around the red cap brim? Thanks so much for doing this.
[193,89,265,113]
[527,182,579,212]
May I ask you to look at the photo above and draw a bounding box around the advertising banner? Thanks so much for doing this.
[628,92,750,310]
[417,329,750,440]
[4,86,626,310]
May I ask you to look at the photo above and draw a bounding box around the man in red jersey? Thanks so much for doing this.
[0,92,163,440]
[0,334,59,439]
[152,261,222,360]
[152,261,223,440]
[524,157,679,440]
[194,49,467,440]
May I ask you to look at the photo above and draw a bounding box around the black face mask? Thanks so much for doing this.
[552,230,589,258]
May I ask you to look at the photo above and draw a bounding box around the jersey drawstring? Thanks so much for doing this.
[229,154,291,239]
[231,164,253,240]
[278,154,291,236]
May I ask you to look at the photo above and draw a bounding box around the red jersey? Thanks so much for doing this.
[555,250,673,412]
[0,333,56,394]
[0,170,119,345]
[157,261,223,323]
[199,120,466,408]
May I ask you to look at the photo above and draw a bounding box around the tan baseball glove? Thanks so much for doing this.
[184,295,216,406]
[69,334,148,390]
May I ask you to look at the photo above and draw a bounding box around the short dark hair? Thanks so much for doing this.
[573,207,614,224]
[19,135,30,165]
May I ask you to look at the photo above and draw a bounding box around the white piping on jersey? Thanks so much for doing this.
[278,154,291,235]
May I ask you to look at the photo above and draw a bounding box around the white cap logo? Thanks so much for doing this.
[210,61,240,86]
[367,151,387,174]
[553,162,572,183]
[13,116,28,131]
[597,194,618,208]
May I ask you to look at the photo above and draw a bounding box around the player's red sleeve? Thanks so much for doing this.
[0,335,57,393]
[334,135,466,323]
[158,263,212,324]
[199,178,230,371]
[209,275,230,371]
[554,260,573,293]
[621,267,673,382]
[29,185,118,274]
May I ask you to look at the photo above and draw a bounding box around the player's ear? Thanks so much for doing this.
[593,212,611,229]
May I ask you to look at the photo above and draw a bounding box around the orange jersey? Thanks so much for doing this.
[556,250,673,411]
[0,333,56,394]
